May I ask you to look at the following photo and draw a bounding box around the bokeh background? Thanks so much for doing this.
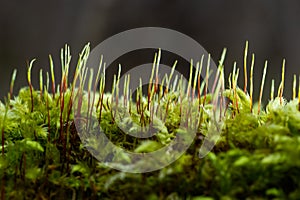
[1,0,299,103]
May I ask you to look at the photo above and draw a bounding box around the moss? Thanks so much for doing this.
[0,43,299,199]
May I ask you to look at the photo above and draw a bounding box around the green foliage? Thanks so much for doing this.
[0,43,299,199]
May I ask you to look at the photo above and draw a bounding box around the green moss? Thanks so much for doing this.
[0,43,299,199]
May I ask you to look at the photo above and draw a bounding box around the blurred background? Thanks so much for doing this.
[0,0,299,103]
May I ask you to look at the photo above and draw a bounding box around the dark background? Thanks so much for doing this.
[0,0,299,103]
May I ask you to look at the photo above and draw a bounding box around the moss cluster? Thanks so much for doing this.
[0,43,299,199]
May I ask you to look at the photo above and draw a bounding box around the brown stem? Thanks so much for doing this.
[29,83,34,112]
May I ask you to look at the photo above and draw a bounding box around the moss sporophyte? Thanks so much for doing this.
[0,42,300,199]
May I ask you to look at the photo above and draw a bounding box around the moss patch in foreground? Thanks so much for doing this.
[0,43,299,199]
